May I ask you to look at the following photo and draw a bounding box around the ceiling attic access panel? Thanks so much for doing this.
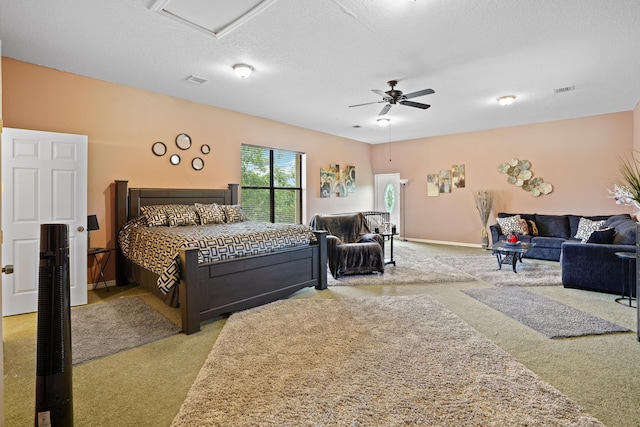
[149,0,278,39]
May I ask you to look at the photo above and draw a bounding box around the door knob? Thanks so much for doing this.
[77,226,85,232]
[2,265,14,274]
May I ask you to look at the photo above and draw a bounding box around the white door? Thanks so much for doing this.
[374,173,401,235]
[2,128,88,316]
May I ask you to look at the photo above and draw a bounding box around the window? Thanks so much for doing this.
[240,145,303,224]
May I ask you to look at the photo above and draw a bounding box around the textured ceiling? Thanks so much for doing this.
[1,0,639,144]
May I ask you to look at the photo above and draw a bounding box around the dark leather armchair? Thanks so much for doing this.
[309,213,384,279]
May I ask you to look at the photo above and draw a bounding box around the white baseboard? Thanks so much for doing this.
[401,237,483,249]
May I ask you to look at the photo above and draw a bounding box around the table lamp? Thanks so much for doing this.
[87,214,99,250]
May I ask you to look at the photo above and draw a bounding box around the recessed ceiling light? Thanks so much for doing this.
[377,118,391,126]
[233,64,254,78]
[497,95,516,106]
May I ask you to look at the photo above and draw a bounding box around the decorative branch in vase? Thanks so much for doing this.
[473,190,493,248]
[609,151,640,212]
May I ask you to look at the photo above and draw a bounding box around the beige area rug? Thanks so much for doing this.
[328,246,477,286]
[172,296,603,426]
[436,254,563,287]
[71,296,181,365]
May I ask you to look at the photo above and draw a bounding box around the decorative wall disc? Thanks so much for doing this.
[498,158,553,197]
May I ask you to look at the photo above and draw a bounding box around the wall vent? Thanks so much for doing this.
[553,85,575,94]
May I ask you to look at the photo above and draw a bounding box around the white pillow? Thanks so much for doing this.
[574,217,605,243]
[496,215,528,235]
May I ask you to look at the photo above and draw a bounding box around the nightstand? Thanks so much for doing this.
[88,247,112,291]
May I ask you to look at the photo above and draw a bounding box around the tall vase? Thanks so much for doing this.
[480,227,489,248]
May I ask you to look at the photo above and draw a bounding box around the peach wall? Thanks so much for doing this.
[634,101,640,151]
[2,58,375,281]
[372,113,635,245]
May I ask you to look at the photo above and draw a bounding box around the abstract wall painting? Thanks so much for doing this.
[320,164,355,198]
[427,174,439,197]
[452,164,465,188]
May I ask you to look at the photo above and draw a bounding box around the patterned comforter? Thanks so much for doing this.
[118,216,315,294]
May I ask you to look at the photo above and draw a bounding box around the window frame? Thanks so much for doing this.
[240,144,304,224]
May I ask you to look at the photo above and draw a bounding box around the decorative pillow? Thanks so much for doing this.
[141,205,169,227]
[586,227,616,244]
[518,218,530,236]
[195,203,226,225]
[574,217,605,242]
[527,220,539,236]
[164,205,199,227]
[496,215,528,235]
[222,204,248,223]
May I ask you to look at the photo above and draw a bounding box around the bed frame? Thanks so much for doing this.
[114,180,327,334]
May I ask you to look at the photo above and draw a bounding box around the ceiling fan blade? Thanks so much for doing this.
[403,88,435,99]
[379,104,392,115]
[349,100,385,108]
[400,100,431,109]
[372,89,387,97]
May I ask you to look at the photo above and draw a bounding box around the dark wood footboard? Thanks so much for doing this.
[179,231,327,334]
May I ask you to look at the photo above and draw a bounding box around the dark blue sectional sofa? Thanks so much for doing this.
[490,213,637,296]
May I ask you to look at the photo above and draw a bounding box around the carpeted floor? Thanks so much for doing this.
[436,254,563,287]
[172,295,604,426]
[463,287,631,338]
[71,296,181,365]
[328,246,477,286]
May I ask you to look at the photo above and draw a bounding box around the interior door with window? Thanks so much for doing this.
[2,128,88,316]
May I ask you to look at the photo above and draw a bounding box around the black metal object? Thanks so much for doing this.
[35,224,73,427]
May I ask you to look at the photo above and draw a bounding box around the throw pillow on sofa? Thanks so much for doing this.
[574,217,605,242]
[496,215,528,235]
[586,227,616,244]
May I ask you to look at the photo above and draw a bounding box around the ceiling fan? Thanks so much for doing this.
[349,80,435,116]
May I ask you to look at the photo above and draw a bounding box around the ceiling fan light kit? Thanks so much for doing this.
[233,63,254,78]
[497,95,516,106]
[377,118,391,126]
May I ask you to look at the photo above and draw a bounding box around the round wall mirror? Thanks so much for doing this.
[175,133,191,150]
[192,157,204,171]
[170,154,181,165]
[201,144,210,155]
[152,141,167,156]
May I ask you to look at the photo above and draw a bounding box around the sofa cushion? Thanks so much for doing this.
[530,236,565,250]
[613,220,636,245]
[603,214,636,245]
[586,227,616,244]
[574,217,606,242]
[534,214,570,238]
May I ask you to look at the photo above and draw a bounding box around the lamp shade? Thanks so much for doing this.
[87,215,99,231]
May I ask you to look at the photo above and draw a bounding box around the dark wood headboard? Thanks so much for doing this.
[115,180,239,231]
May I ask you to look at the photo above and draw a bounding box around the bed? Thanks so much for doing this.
[114,180,327,334]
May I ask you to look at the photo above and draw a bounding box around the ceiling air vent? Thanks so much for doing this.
[553,85,575,94]
[185,75,208,85]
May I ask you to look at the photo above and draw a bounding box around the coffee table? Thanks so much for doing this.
[489,241,535,273]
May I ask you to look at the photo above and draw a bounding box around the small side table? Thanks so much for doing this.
[379,233,398,266]
[614,251,636,308]
[88,247,112,291]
